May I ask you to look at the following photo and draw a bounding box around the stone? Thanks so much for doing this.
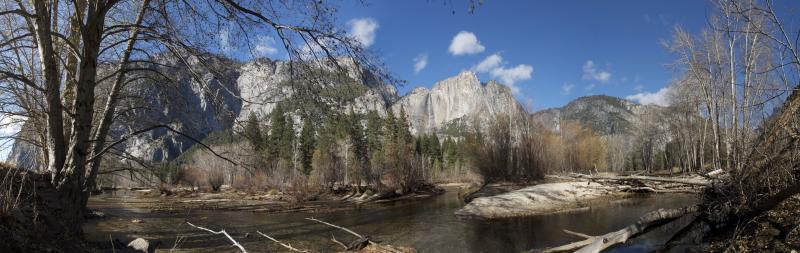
[126,238,149,253]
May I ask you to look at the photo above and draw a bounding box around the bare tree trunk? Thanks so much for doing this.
[86,0,151,192]
[32,0,67,181]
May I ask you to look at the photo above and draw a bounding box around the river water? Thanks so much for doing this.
[84,188,698,252]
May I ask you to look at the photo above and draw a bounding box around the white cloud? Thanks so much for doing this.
[348,18,379,47]
[449,31,485,55]
[474,53,502,72]
[582,60,612,83]
[254,35,278,56]
[634,84,644,92]
[470,53,532,94]
[561,83,575,95]
[413,53,428,73]
[490,64,532,94]
[585,83,596,92]
[626,87,672,106]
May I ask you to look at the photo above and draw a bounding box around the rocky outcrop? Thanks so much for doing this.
[235,58,398,121]
[116,54,243,161]
[391,71,526,134]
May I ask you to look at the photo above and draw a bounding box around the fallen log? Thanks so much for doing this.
[617,185,701,194]
[572,173,711,187]
[531,205,699,253]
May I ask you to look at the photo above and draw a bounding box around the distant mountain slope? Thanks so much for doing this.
[391,71,527,135]
[8,61,669,168]
[531,95,663,135]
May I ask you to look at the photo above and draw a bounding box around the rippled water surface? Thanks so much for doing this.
[85,188,698,252]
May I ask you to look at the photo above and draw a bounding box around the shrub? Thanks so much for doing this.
[207,169,225,191]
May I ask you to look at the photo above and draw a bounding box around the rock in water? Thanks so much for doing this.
[126,238,150,253]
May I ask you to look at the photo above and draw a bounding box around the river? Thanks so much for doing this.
[84,188,698,252]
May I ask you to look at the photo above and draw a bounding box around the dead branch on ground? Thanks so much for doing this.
[306,217,403,253]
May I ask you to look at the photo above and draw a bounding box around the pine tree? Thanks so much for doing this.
[243,112,263,151]
[299,118,316,175]
[396,106,412,144]
[430,133,442,163]
[348,110,367,162]
[385,109,397,141]
[414,135,424,155]
[267,104,294,164]
[365,110,383,155]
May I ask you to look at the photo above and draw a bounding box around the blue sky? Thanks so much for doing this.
[331,0,713,111]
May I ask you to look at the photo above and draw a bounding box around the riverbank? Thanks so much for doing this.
[714,194,800,251]
[90,184,447,214]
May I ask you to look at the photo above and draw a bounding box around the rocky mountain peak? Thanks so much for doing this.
[432,71,482,92]
[393,71,525,135]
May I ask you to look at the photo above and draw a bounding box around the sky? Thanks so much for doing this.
[330,0,715,111]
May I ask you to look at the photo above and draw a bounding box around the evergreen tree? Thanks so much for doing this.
[243,112,263,151]
[385,109,397,141]
[316,114,336,152]
[365,111,383,155]
[396,106,412,144]
[267,104,294,163]
[414,135,424,155]
[348,110,367,161]
[299,118,316,175]
[430,133,442,163]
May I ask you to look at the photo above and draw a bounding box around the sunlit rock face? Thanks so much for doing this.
[391,71,526,135]
[235,58,399,122]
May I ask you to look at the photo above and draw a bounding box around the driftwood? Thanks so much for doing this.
[573,174,711,187]
[187,222,311,252]
[532,205,699,253]
[306,218,403,253]
[617,185,700,194]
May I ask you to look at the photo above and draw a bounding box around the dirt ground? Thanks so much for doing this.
[705,194,800,252]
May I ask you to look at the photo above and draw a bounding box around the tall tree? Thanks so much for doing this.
[298,118,315,175]
[243,112,264,151]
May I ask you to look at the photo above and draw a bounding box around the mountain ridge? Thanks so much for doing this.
[8,59,665,167]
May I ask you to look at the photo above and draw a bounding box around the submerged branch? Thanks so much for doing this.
[256,231,308,252]
[186,222,247,253]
